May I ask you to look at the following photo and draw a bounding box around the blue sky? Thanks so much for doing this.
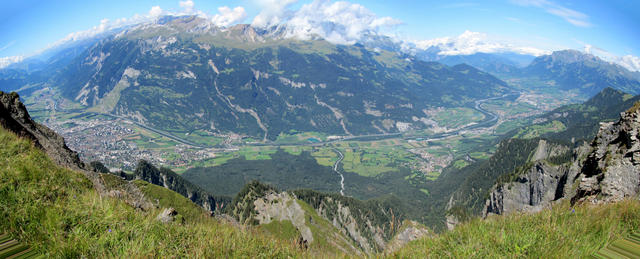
[0,0,638,68]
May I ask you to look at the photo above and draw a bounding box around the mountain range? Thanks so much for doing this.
[3,15,640,141]
[2,16,517,140]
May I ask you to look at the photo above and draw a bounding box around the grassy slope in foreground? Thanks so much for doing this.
[0,127,303,258]
[391,199,640,258]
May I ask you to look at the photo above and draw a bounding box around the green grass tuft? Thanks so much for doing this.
[392,199,640,258]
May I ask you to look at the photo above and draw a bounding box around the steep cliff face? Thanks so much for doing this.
[573,106,640,203]
[253,191,315,244]
[445,138,548,221]
[314,196,386,253]
[229,182,362,255]
[482,139,574,217]
[483,104,640,217]
[294,190,404,253]
[484,161,568,217]
[134,160,231,213]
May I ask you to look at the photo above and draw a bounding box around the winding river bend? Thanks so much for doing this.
[332,148,346,196]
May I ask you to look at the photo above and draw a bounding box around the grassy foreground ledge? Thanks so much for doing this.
[391,199,640,258]
[0,127,304,258]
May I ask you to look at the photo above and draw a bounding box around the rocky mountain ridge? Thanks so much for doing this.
[521,50,640,96]
[482,102,640,218]
[229,181,427,254]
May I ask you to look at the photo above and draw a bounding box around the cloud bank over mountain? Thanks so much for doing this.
[412,30,550,57]
[252,0,402,45]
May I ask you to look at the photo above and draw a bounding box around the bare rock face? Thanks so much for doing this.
[445,214,460,231]
[484,162,566,217]
[313,196,389,254]
[483,104,640,218]
[573,108,640,203]
[253,191,314,244]
[385,220,431,254]
[482,140,573,218]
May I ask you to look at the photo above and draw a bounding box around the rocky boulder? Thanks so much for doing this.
[157,208,178,223]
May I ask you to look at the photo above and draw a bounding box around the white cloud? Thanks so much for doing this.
[44,5,171,53]
[60,18,113,42]
[211,6,247,27]
[0,56,24,69]
[511,0,591,27]
[252,0,401,45]
[615,55,640,72]
[179,0,195,13]
[583,43,640,72]
[413,30,550,56]
[149,6,163,17]
[251,0,298,28]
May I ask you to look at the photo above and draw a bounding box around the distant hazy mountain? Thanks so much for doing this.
[409,47,640,98]
[1,15,512,140]
[521,50,640,96]
[436,52,535,76]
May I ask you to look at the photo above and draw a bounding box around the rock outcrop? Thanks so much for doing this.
[253,191,314,244]
[573,106,640,203]
[483,104,640,217]
[484,161,568,217]
[482,139,573,217]
[229,182,362,254]
[296,192,402,254]
[230,182,403,255]
[385,220,431,254]
[156,207,178,223]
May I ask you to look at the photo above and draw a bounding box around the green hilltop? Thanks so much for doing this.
[0,126,304,257]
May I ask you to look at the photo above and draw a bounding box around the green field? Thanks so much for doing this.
[274,131,329,144]
[180,130,223,146]
[433,107,485,129]
[515,120,567,139]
